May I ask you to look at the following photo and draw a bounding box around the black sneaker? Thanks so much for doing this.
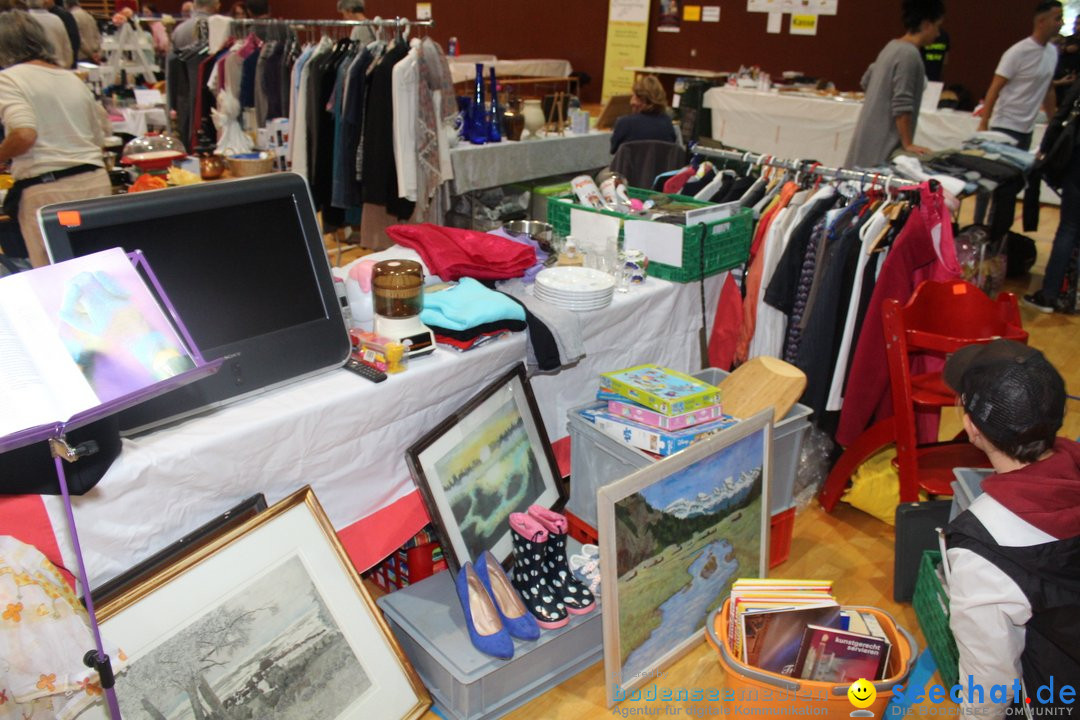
[1023,291,1055,313]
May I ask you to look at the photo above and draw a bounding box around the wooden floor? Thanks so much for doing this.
[409,199,1080,719]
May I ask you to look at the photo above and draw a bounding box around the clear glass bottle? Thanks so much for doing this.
[487,67,501,143]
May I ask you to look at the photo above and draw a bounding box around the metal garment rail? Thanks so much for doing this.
[692,144,914,192]
[228,16,435,28]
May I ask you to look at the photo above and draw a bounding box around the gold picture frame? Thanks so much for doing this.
[81,487,431,720]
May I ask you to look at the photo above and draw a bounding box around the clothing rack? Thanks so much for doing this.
[228,17,435,29]
[692,144,914,192]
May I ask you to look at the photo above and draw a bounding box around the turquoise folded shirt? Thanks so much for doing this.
[420,277,526,331]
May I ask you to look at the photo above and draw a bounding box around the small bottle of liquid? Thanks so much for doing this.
[557,237,585,266]
[448,36,458,56]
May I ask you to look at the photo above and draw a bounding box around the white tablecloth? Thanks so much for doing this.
[450,130,613,194]
[449,58,573,85]
[38,271,721,589]
[703,87,1056,203]
[45,337,526,590]
[703,87,994,167]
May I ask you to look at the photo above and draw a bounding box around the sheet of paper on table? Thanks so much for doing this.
[625,220,683,268]
[921,81,944,113]
[133,87,164,106]
[570,208,621,248]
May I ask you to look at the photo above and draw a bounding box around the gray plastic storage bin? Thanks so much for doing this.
[567,367,812,530]
[378,570,603,720]
[949,467,991,520]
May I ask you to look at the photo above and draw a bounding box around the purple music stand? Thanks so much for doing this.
[0,251,222,720]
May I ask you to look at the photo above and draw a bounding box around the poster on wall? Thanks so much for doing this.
[602,0,650,103]
[789,13,818,34]
[658,0,681,32]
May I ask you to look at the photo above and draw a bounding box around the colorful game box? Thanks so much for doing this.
[599,364,721,416]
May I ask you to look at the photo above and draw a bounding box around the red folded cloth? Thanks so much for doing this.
[386,224,536,281]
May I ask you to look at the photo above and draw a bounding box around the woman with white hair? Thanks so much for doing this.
[0,10,110,267]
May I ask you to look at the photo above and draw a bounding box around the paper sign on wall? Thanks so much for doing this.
[766,12,783,32]
[683,5,701,20]
[789,14,818,34]
[416,2,431,19]
[602,0,650,103]
[702,5,720,21]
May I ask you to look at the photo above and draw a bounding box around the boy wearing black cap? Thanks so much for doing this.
[944,339,1080,720]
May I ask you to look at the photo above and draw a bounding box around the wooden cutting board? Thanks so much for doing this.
[716,357,807,423]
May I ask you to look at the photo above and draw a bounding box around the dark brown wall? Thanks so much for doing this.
[154,0,1036,106]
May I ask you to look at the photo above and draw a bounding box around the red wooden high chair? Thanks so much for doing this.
[819,279,1028,511]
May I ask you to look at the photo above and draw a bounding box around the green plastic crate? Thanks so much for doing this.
[546,187,752,283]
[913,550,959,688]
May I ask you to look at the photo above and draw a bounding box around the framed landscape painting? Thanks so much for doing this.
[406,363,566,573]
[597,410,772,706]
[79,487,430,720]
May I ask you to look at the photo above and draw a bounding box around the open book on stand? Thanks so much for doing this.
[0,248,221,453]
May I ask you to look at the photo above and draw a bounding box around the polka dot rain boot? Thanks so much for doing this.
[526,505,596,615]
[508,512,569,629]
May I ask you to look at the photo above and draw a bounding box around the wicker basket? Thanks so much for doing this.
[227,156,275,177]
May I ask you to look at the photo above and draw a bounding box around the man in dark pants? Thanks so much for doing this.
[1025,77,1080,313]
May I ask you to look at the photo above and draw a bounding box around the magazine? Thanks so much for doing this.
[794,624,891,682]
[0,248,195,439]
[742,604,843,675]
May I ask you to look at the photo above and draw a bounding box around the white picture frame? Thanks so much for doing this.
[598,410,773,706]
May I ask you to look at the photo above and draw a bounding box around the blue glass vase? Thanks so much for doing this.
[487,67,501,142]
[468,63,488,145]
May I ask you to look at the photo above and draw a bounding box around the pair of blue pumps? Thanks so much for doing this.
[455,550,541,660]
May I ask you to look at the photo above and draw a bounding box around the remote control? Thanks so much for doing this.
[344,357,388,383]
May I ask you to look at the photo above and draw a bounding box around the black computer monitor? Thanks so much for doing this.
[40,172,351,434]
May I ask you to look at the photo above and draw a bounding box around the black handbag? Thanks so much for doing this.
[1036,92,1080,189]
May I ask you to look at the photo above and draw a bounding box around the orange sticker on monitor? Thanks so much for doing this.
[57,210,81,227]
[952,284,967,294]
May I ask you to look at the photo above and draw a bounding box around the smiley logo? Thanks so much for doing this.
[848,678,876,709]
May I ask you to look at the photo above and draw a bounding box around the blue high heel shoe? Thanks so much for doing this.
[476,551,541,641]
[455,561,515,659]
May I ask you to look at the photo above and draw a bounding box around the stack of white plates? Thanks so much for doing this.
[533,266,615,311]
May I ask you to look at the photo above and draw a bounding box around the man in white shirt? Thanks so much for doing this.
[25,0,73,70]
[977,0,1063,150]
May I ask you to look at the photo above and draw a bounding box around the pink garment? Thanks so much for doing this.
[835,182,960,447]
[385,223,536,281]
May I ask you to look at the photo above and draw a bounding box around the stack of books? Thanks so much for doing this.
[728,578,892,681]
[577,364,733,456]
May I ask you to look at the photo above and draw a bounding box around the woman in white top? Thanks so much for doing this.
[0,10,110,267]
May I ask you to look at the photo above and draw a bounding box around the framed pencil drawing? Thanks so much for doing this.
[80,487,430,720]
[406,363,566,573]
[597,410,772,706]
